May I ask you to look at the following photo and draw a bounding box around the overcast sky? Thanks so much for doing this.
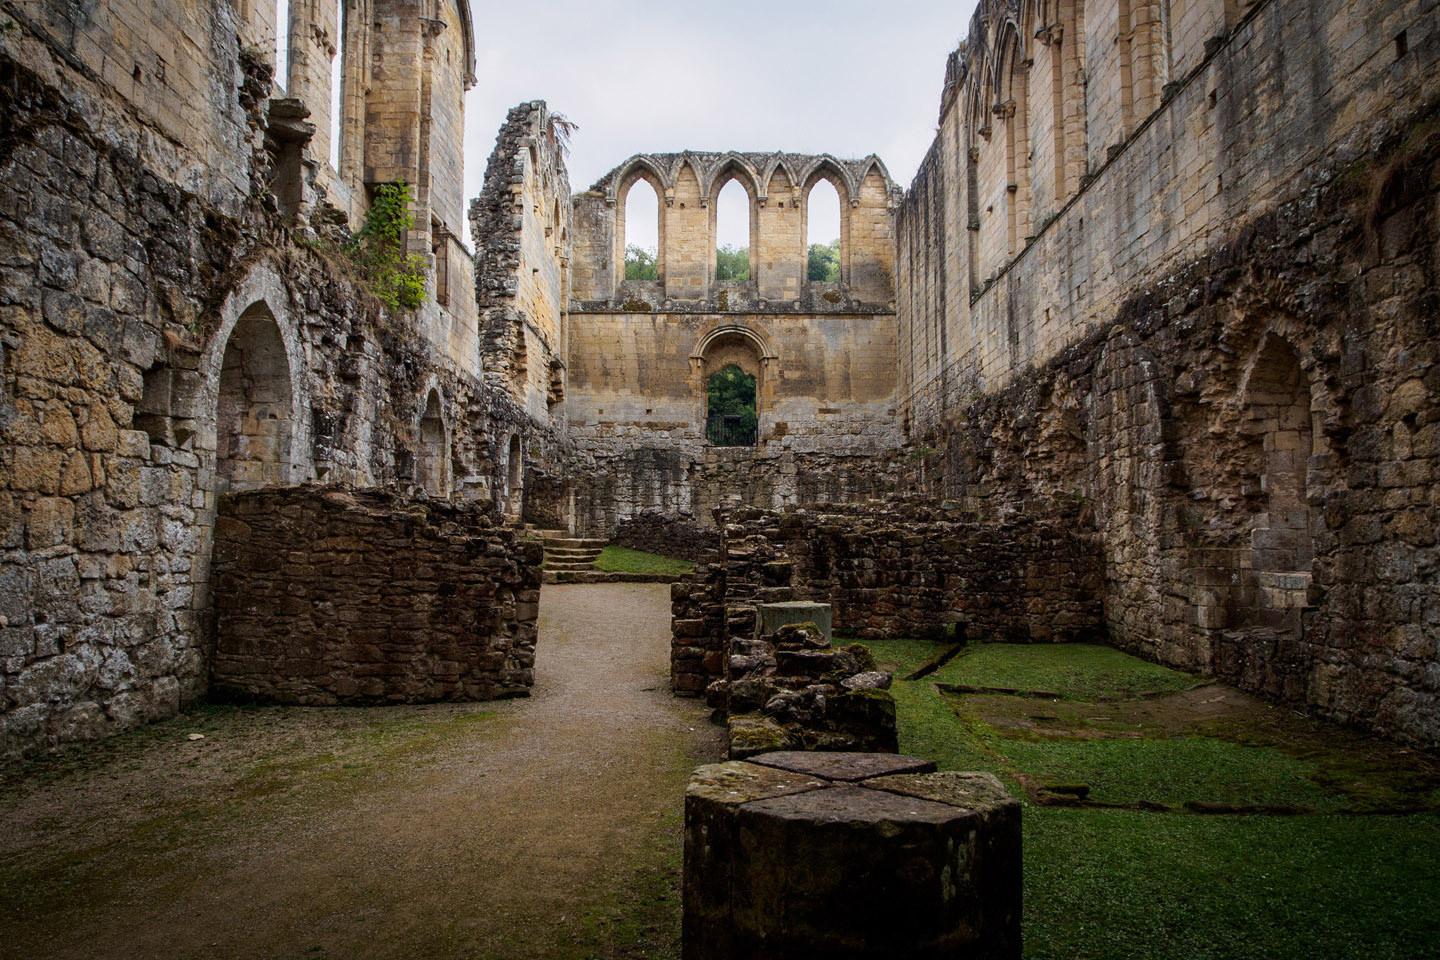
[460,0,979,251]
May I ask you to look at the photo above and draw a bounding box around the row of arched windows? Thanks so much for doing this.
[617,168,848,288]
[962,0,1192,283]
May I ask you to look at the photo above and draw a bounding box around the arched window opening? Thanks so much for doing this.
[714,177,752,284]
[706,364,757,447]
[622,176,660,282]
[216,305,294,491]
[416,390,447,497]
[805,177,842,284]
[999,31,1032,256]
[328,0,344,170]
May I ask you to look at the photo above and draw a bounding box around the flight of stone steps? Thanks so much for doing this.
[512,523,686,585]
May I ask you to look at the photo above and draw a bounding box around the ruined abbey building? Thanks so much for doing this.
[1,0,1437,761]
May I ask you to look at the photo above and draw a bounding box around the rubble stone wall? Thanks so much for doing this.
[671,503,1105,694]
[610,512,719,563]
[211,488,540,704]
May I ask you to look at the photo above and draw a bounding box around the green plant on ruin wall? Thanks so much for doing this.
[348,181,429,311]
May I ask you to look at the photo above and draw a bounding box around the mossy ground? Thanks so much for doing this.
[866,637,1440,960]
[593,546,694,577]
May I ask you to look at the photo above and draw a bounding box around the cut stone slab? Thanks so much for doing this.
[749,750,935,782]
[755,601,832,641]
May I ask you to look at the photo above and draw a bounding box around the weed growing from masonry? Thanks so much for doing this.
[349,180,429,311]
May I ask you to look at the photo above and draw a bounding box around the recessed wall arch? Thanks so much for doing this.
[414,381,451,497]
[199,263,312,495]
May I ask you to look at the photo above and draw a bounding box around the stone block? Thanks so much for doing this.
[683,760,1021,960]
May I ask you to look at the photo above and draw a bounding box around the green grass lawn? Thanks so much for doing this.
[862,637,1440,960]
[592,545,694,577]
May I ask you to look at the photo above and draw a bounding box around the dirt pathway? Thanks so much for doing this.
[0,583,723,960]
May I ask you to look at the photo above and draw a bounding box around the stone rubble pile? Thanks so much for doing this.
[707,617,898,759]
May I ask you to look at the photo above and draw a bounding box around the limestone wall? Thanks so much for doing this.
[0,14,498,760]
[895,0,1440,747]
[565,151,905,534]
[211,487,540,704]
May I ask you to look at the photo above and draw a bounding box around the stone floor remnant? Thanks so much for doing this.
[683,753,1021,959]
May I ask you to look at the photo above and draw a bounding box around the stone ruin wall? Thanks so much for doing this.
[469,101,575,529]
[564,153,907,535]
[671,503,1106,695]
[895,0,1440,747]
[611,512,719,564]
[0,0,537,760]
[212,488,540,704]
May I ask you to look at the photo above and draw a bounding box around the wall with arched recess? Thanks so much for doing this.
[564,151,905,533]
[892,0,1440,748]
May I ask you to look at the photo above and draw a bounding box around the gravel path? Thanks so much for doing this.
[0,583,723,960]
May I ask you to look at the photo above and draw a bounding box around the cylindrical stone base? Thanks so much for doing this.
[683,752,1021,960]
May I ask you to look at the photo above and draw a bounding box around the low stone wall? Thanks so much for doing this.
[670,500,1104,695]
[725,501,1105,643]
[611,512,720,563]
[212,487,542,704]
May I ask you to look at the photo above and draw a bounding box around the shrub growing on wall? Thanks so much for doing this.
[351,180,429,310]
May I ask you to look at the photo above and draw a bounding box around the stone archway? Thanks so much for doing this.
[214,303,296,492]
[690,324,777,444]
[416,388,450,497]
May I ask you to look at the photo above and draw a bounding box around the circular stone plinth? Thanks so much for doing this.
[683,756,1021,960]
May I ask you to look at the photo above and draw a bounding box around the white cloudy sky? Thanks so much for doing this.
[460,0,979,251]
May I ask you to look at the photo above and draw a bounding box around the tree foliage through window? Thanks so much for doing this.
[625,244,658,281]
[808,239,840,282]
[716,244,750,282]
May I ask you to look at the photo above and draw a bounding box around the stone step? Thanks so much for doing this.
[517,527,566,540]
[544,560,597,571]
[545,548,603,559]
[542,570,684,585]
[543,537,607,549]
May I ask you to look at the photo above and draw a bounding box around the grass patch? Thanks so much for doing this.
[931,642,1199,699]
[868,638,1440,957]
[593,546,693,577]
[1024,808,1440,960]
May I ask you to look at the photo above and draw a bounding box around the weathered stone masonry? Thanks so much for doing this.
[671,502,1105,696]
[895,0,1440,748]
[212,488,540,704]
[0,0,538,760]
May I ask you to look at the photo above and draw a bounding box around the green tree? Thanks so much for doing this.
[716,244,750,282]
[706,364,757,444]
[808,239,841,282]
[625,244,658,281]
[351,180,428,310]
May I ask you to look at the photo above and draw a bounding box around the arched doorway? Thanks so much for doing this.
[693,326,771,447]
[705,364,757,447]
[215,303,295,491]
